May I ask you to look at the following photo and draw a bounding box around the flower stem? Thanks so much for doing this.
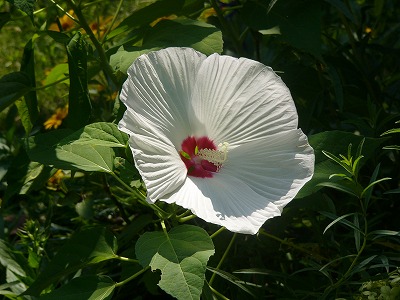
[177,214,196,223]
[101,0,124,43]
[114,266,150,287]
[209,0,243,56]
[210,227,226,239]
[209,233,237,286]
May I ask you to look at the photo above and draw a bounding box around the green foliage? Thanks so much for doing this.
[136,225,214,300]
[0,0,399,299]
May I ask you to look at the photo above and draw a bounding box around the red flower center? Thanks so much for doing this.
[179,136,221,178]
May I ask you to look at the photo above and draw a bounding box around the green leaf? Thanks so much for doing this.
[26,125,120,173]
[135,225,215,300]
[0,12,11,30]
[320,211,363,235]
[65,32,92,130]
[39,275,115,300]
[25,227,117,297]
[0,72,32,112]
[4,149,53,201]
[59,122,128,148]
[44,63,69,86]
[316,181,359,198]
[16,38,39,134]
[6,0,35,23]
[276,0,321,56]
[106,0,185,40]
[110,18,223,74]
[297,131,388,198]
[369,230,400,240]
[206,267,256,297]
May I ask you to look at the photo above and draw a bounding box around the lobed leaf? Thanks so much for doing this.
[135,225,215,300]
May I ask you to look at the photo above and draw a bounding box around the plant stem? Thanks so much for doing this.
[209,233,237,286]
[115,266,150,287]
[210,227,226,239]
[177,214,196,223]
[209,285,230,300]
[101,0,124,43]
[209,0,243,56]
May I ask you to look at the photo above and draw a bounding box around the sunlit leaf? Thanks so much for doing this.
[110,18,222,74]
[135,225,214,300]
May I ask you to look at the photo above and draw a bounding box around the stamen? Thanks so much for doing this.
[198,142,229,167]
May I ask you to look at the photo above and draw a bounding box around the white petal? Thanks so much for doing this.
[189,54,298,146]
[162,175,283,234]
[127,121,187,202]
[223,129,315,210]
[119,47,206,148]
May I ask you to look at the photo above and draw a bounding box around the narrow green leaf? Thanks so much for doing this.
[369,230,400,240]
[349,255,377,276]
[39,276,115,300]
[64,32,92,130]
[353,214,360,252]
[6,0,35,23]
[258,26,281,35]
[207,267,255,297]
[0,72,32,112]
[297,131,388,198]
[320,212,363,235]
[16,38,39,134]
[317,182,359,198]
[25,227,117,297]
[360,177,391,200]
[325,0,356,23]
[135,225,215,300]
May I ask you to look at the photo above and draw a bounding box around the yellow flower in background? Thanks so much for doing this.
[43,105,68,130]
[49,10,76,32]
[88,16,113,39]
[47,169,65,191]
[150,14,178,27]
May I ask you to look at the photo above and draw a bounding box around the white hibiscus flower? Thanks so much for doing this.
[118,47,314,234]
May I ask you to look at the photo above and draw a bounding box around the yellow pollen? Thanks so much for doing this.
[197,142,229,166]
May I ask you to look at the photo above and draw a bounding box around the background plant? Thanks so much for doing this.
[0,0,399,299]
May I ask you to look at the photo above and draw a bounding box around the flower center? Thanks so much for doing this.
[179,136,228,178]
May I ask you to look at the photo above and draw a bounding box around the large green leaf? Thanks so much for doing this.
[105,0,185,40]
[25,123,126,173]
[39,276,115,300]
[64,32,92,130]
[110,18,223,74]
[135,225,215,300]
[296,131,388,198]
[6,0,35,23]
[25,227,117,297]
[16,38,39,134]
[0,72,32,112]
[59,122,128,148]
